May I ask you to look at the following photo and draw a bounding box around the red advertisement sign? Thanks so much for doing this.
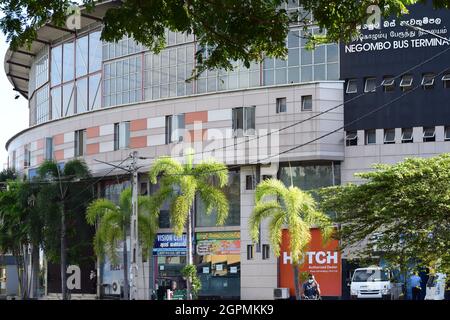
[279,228,341,297]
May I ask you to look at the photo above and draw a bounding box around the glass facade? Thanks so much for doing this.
[263,27,339,85]
[103,55,143,107]
[45,30,102,125]
[279,161,341,191]
[27,21,339,126]
[194,232,240,299]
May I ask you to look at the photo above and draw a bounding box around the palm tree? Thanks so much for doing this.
[86,187,158,300]
[249,178,333,300]
[147,149,229,300]
[38,159,91,300]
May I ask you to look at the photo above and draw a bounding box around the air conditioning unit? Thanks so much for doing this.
[273,288,290,299]
[111,280,121,295]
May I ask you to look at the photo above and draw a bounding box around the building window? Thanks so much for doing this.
[400,74,413,91]
[262,244,270,260]
[346,79,358,94]
[114,122,130,150]
[103,55,143,107]
[421,73,435,89]
[247,244,254,260]
[246,175,255,190]
[345,131,358,146]
[401,128,413,143]
[262,175,272,181]
[384,129,395,144]
[11,151,17,170]
[365,130,376,145]
[165,114,185,144]
[442,73,450,88]
[445,126,450,141]
[74,129,87,157]
[45,137,53,160]
[364,77,377,92]
[24,144,31,169]
[276,97,287,113]
[301,95,313,111]
[381,76,395,92]
[232,106,256,137]
[35,85,50,124]
[423,127,436,142]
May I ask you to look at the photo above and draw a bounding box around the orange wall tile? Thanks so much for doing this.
[54,150,64,161]
[86,143,100,155]
[186,129,207,142]
[130,136,147,148]
[130,118,147,131]
[36,139,45,149]
[185,111,208,124]
[86,126,100,139]
[53,134,65,146]
[36,155,44,165]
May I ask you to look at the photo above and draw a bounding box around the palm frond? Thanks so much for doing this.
[86,198,119,225]
[170,195,191,236]
[197,182,229,225]
[249,200,283,243]
[62,159,91,179]
[37,160,59,179]
[148,157,183,184]
[119,187,132,220]
[193,160,229,188]
[255,178,287,203]
[268,210,286,258]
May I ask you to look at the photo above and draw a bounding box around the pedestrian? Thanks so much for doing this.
[410,272,422,300]
[301,273,321,300]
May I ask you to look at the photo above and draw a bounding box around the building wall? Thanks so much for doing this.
[342,127,450,184]
[7,82,344,176]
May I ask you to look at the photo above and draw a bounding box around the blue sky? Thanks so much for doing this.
[0,33,29,168]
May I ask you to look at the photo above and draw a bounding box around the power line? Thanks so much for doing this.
[154,65,450,177]
[139,43,450,162]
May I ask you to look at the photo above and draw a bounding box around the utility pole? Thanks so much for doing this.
[129,151,141,299]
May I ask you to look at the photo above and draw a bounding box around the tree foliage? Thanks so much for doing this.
[249,178,333,264]
[320,154,450,274]
[86,187,159,264]
[147,150,229,236]
[1,0,449,77]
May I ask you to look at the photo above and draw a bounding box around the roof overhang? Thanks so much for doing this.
[4,0,119,99]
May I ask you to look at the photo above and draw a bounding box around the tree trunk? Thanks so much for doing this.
[185,206,193,300]
[30,244,40,298]
[293,263,301,300]
[122,228,129,300]
[60,203,67,300]
[22,246,29,299]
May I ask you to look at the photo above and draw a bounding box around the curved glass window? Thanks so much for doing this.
[76,35,89,78]
[35,85,50,124]
[63,41,75,82]
[51,87,61,120]
[51,45,62,86]
[89,31,102,72]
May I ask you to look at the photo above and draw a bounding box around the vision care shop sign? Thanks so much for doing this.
[344,10,450,54]
[153,233,187,256]
[279,228,341,297]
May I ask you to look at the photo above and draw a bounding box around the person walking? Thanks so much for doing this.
[301,273,321,300]
[410,272,422,300]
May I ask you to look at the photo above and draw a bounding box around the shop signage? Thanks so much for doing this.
[344,13,450,54]
[196,232,240,256]
[279,228,341,297]
[153,233,187,256]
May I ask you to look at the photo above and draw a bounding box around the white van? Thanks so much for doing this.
[425,273,447,300]
[350,267,402,300]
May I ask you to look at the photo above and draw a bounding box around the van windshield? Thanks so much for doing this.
[352,269,390,282]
